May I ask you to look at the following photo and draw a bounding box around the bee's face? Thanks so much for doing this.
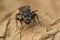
[19,6,32,24]
[22,14,32,24]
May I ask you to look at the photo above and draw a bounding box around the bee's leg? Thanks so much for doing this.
[15,18,23,31]
[35,14,40,23]
[32,18,37,26]
[16,13,23,27]
[15,13,22,31]
[33,14,40,24]
[35,14,43,26]
[32,14,37,26]
[20,20,24,30]
[15,18,19,32]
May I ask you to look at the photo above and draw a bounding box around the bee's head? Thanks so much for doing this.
[19,6,31,13]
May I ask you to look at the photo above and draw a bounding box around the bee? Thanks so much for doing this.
[16,6,40,27]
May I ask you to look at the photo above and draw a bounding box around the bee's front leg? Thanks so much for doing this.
[33,13,40,25]
[16,13,23,31]
[32,14,38,26]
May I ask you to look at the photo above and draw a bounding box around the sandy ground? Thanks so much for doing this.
[0,0,60,40]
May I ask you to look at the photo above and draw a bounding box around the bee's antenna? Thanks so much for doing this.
[32,10,38,13]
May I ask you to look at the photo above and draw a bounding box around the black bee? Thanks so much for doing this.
[16,6,40,25]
